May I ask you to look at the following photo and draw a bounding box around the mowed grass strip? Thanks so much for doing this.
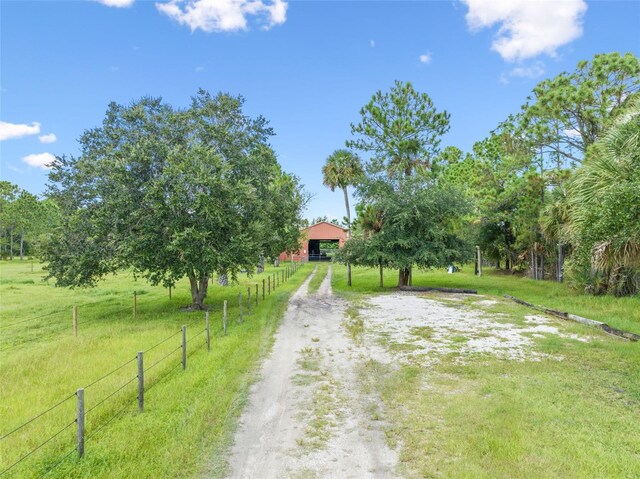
[307,263,329,294]
[0,260,311,478]
[334,264,640,479]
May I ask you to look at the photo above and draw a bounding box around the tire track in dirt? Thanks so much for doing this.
[225,266,398,479]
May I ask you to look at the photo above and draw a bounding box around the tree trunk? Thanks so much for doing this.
[188,272,209,310]
[9,230,13,260]
[557,243,564,282]
[496,258,500,269]
[530,249,535,279]
[343,186,352,287]
[379,259,384,288]
[257,254,265,274]
[274,258,280,267]
[398,267,410,287]
[19,232,24,260]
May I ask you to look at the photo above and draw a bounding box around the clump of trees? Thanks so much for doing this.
[328,52,639,296]
[0,182,59,260]
[328,81,471,286]
[444,52,640,295]
[44,90,306,309]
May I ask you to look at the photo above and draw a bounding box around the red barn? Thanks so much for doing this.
[279,221,348,262]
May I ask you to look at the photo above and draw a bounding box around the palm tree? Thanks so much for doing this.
[322,149,364,286]
[566,95,640,295]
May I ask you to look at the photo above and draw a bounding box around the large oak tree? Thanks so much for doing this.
[44,90,305,310]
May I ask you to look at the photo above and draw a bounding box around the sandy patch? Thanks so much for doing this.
[360,294,588,366]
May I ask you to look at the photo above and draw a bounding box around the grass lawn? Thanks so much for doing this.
[0,259,310,478]
[332,264,640,479]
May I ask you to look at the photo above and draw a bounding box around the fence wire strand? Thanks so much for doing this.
[144,330,182,353]
[0,393,76,442]
[144,344,182,373]
[86,376,138,415]
[186,328,207,343]
[0,419,76,476]
[146,361,182,392]
[83,357,137,390]
[36,444,78,479]
[85,401,133,442]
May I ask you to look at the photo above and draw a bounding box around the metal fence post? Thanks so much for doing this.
[205,311,210,352]
[77,388,85,458]
[182,325,187,370]
[223,300,227,335]
[255,284,259,306]
[137,352,144,412]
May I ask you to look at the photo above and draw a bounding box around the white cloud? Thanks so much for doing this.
[370,39,375,48]
[39,133,57,144]
[510,63,545,78]
[22,152,57,170]
[419,53,432,64]
[96,0,135,7]
[500,61,546,84]
[195,65,205,72]
[156,0,287,33]
[0,121,41,141]
[8,165,24,173]
[462,0,587,62]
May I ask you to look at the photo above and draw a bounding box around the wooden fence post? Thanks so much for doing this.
[223,300,227,335]
[137,352,144,412]
[276,272,279,288]
[77,388,85,458]
[255,284,258,306]
[205,311,210,352]
[247,287,251,315]
[238,293,243,323]
[73,305,78,337]
[181,325,187,370]
[268,276,271,295]
[133,291,137,319]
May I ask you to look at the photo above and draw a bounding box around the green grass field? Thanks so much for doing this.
[332,264,640,479]
[0,260,310,478]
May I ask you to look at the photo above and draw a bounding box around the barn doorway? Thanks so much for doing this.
[308,239,339,261]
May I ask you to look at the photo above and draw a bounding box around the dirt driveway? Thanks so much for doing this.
[226,266,398,479]
[224,265,595,479]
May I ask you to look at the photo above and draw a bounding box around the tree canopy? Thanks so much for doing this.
[340,81,470,286]
[44,90,306,309]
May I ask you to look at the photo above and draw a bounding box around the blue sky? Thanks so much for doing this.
[1,0,639,221]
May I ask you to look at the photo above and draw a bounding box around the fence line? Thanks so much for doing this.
[0,419,76,476]
[85,376,138,415]
[83,357,137,390]
[0,393,76,442]
[0,262,305,477]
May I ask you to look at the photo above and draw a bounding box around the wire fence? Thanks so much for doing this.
[0,262,303,478]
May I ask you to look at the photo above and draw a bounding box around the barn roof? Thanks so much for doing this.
[305,221,348,231]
